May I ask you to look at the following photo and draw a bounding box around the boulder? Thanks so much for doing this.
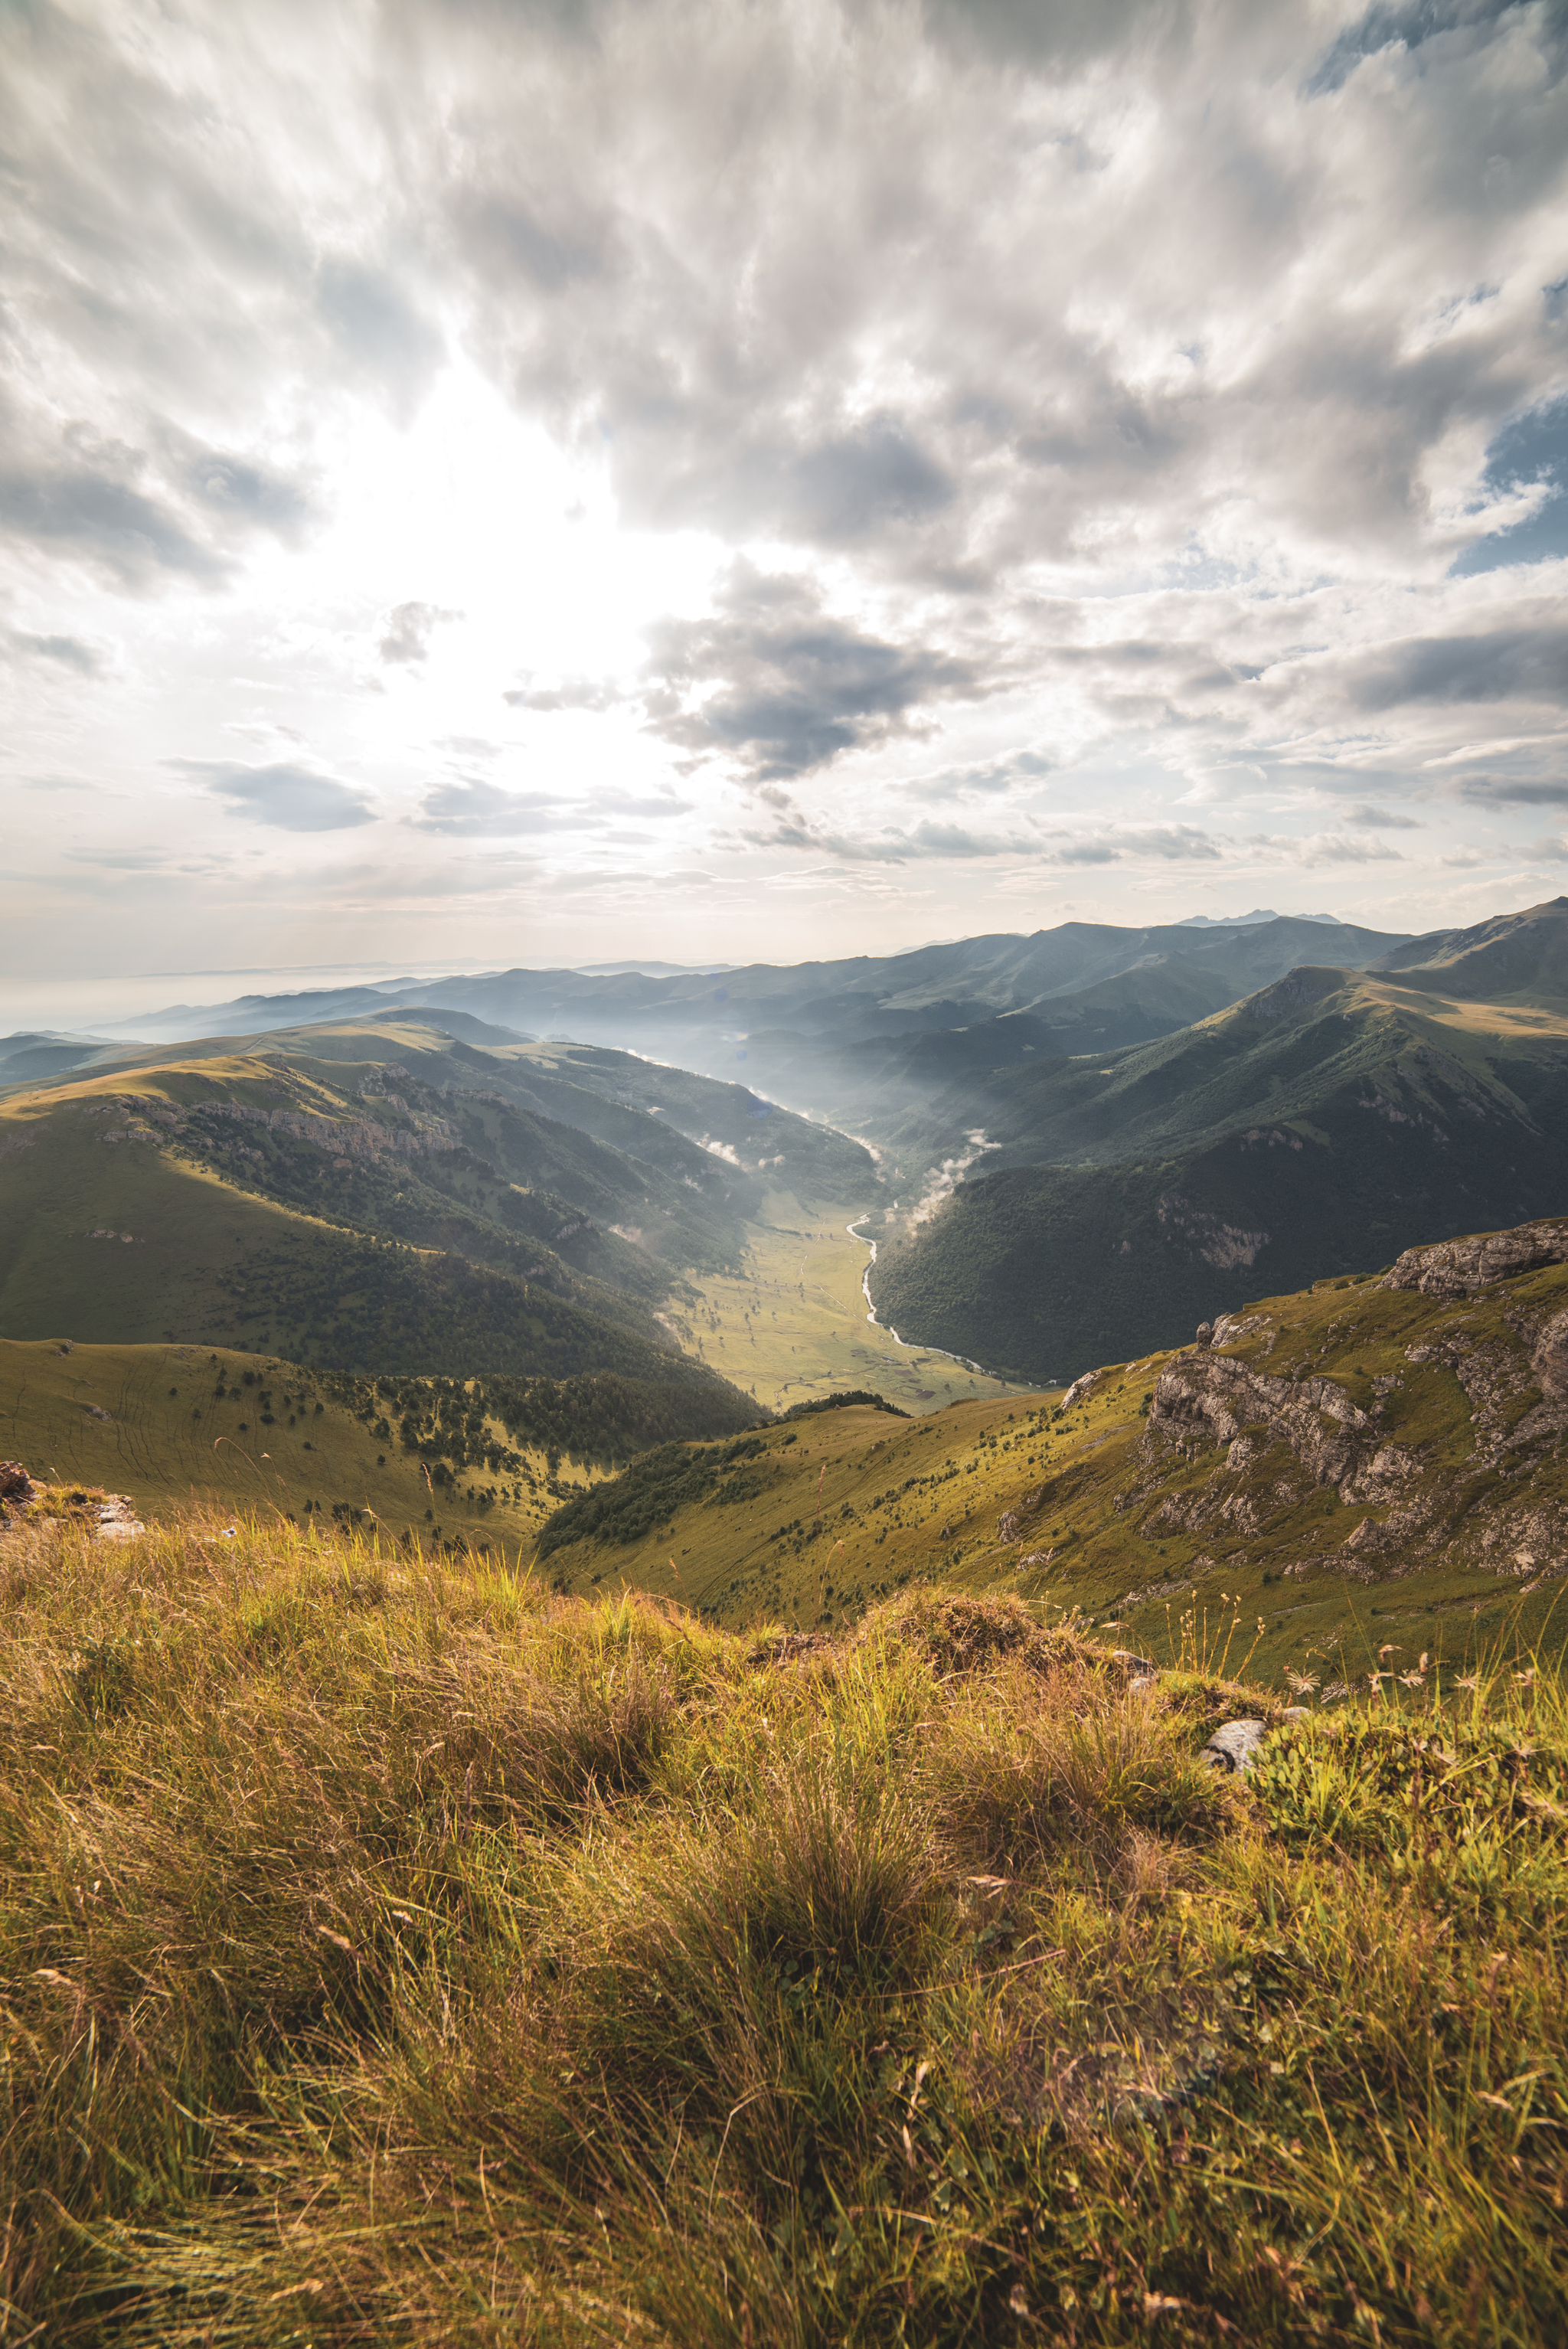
[1200,1718,1269,1773]
[1382,1218,1568,1300]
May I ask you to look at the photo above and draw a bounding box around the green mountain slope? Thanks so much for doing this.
[1373,891,1568,1005]
[0,1335,763,1554]
[0,1057,759,1446]
[535,1214,1568,1685]
[866,962,1568,1379]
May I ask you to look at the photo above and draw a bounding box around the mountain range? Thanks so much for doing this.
[5,894,1566,1402]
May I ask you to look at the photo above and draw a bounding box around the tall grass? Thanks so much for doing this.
[1,1509,1565,2344]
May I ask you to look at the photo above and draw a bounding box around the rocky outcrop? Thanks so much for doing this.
[1382,1219,1568,1299]
[0,1465,143,1540]
[1055,1371,1099,1415]
[0,1462,36,1518]
[1157,1192,1269,1270]
[1145,1350,1371,1491]
[998,1484,1048,1541]
[1201,1719,1269,1772]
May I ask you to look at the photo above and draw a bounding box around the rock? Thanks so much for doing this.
[1531,1308,1568,1400]
[1147,1349,1370,1490]
[1112,1648,1158,1676]
[1382,1218,1568,1300]
[0,1461,34,1504]
[1194,1321,1214,1348]
[997,1483,1048,1542]
[1056,1371,1099,1415]
[1200,1718,1269,1773]
[93,1496,145,1541]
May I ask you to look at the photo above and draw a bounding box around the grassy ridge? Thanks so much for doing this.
[536,1226,1568,1687]
[0,1065,759,1432]
[2,1513,1564,2343]
[0,1339,769,1554]
[0,1338,609,1550]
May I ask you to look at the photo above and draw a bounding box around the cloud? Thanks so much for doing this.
[1348,626,1568,711]
[413,778,575,834]
[378,601,462,665]
[906,747,1056,802]
[641,563,983,782]
[1249,831,1407,866]
[8,0,1568,939]
[176,760,378,831]
[1345,802,1424,829]
[1040,823,1226,866]
[413,776,691,833]
[1304,0,1544,98]
[2,626,102,674]
[1452,394,1568,574]
[1456,775,1568,805]
[503,676,622,713]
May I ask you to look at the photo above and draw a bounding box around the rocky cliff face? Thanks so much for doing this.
[1059,1217,1568,1591]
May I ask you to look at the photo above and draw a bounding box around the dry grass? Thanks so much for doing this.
[2,1508,1566,2344]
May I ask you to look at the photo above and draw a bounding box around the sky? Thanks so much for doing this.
[4,0,1568,1018]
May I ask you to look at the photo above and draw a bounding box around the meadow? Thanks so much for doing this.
[0,1339,608,1554]
[666,1200,1024,1417]
[2,1504,1564,2344]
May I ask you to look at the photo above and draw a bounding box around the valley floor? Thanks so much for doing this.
[667,1189,1024,1416]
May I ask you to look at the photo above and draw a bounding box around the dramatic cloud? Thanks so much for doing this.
[5,0,1568,979]
[642,564,982,781]
[178,760,378,831]
[1348,624,1568,711]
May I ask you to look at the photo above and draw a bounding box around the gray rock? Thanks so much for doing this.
[1200,1717,1269,1773]
[1112,1648,1158,1676]
[1382,1218,1568,1300]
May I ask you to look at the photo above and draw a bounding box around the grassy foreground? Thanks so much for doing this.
[2,1516,1566,2344]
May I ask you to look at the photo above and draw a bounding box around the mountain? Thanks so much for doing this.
[535,1211,1568,1684]
[0,1029,809,1448]
[1371,893,1568,1005]
[80,914,1409,1107]
[867,940,1568,1380]
[0,1031,122,1085]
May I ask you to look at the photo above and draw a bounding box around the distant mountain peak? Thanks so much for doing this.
[1176,909,1344,929]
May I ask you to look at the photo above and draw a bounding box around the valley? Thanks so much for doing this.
[3,894,1566,1691]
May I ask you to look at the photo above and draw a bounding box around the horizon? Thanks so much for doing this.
[2,900,1399,1037]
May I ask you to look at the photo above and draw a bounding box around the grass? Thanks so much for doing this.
[0,1337,613,1552]
[2,1509,1566,2343]
[664,1197,1026,1416]
[537,1242,1568,1684]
